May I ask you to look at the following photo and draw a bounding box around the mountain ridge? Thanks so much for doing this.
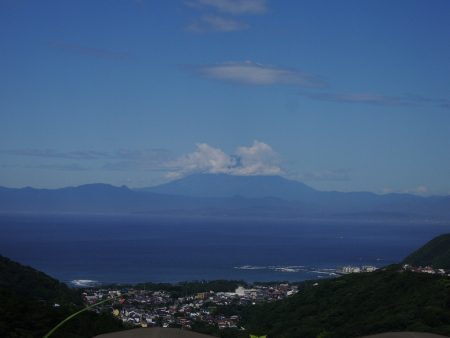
[0,174,449,220]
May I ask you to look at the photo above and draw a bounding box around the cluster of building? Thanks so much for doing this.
[402,264,450,275]
[337,265,378,274]
[82,283,298,330]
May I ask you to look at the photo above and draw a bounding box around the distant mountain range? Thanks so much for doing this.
[1,174,449,220]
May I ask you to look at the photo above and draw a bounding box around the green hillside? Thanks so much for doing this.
[0,255,80,306]
[0,255,126,338]
[237,266,450,338]
[403,234,450,269]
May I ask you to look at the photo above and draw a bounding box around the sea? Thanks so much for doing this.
[1,213,449,286]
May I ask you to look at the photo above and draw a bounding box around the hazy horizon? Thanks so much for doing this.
[1,172,450,198]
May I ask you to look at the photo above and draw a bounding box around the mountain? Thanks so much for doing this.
[0,183,299,215]
[142,174,450,219]
[140,174,317,199]
[237,265,450,338]
[1,174,449,219]
[403,234,450,269]
[0,184,178,213]
[0,255,126,338]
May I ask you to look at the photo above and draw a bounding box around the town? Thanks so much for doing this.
[402,264,450,276]
[82,283,299,330]
[74,262,450,334]
[82,263,449,333]
[337,265,378,274]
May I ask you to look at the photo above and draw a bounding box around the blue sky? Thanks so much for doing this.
[1,0,450,194]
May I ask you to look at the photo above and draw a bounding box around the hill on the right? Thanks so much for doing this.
[236,234,450,338]
[403,234,450,269]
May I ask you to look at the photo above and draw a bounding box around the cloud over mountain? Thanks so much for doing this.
[166,141,282,178]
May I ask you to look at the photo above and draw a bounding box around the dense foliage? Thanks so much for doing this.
[238,266,450,338]
[0,255,126,338]
[403,233,450,269]
[0,255,80,306]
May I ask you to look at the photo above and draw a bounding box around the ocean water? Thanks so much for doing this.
[0,213,449,284]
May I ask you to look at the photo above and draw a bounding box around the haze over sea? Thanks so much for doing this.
[0,213,448,285]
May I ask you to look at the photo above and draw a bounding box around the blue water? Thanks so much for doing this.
[0,213,449,284]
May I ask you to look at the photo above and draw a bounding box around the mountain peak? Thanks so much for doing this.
[63,183,130,191]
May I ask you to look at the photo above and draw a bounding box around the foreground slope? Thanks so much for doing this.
[95,328,215,338]
[359,333,448,338]
[0,255,125,338]
[403,234,450,269]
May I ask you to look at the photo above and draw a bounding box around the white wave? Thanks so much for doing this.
[273,267,299,273]
[310,270,337,275]
[234,265,267,270]
[235,265,305,272]
[70,279,99,287]
[234,265,339,276]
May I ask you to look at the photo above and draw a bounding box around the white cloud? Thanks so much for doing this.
[188,15,248,32]
[380,185,430,196]
[196,61,326,87]
[233,141,281,175]
[298,169,351,182]
[380,187,394,194]
[415,185,428,194]
[187,0,267,15]
[405,185,429,196]
[166,141,282,179]
[167,143,234,178]
[299,92,450,109]
[185,0,267,33]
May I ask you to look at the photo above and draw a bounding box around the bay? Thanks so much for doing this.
[0,213,448,284]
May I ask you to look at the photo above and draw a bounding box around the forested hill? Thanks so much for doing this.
[403,234,450,269]
[0,255,79,306]
[238,266,450,338]
[0,255,126,338]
